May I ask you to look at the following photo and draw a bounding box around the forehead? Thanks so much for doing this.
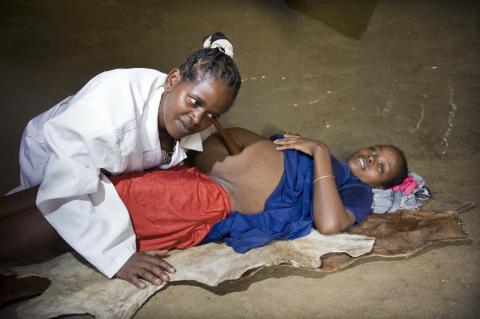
[376,145,399,158]
[377,145,402,171]
[181,79,231,109]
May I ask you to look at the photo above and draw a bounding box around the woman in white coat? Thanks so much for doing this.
[2,32,241,288]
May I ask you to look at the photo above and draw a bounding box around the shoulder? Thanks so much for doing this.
[92,68,166,83]
[69,68,166,105]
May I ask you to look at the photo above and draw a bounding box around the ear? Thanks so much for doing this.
[164,68,181,92]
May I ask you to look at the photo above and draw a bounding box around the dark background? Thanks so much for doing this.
[1,1,479,318]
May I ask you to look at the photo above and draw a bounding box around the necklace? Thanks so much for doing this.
[161,145,176,165]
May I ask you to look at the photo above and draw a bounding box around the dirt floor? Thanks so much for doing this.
[0,0,479,318]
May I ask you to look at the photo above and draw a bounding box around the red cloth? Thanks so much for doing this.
[110,166,231,251]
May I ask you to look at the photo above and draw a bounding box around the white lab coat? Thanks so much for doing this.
[11,68,203,278]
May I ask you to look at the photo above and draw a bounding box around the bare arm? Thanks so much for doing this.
[273,134,355,234]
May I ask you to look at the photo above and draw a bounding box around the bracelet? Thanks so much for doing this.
[313,175,335,184]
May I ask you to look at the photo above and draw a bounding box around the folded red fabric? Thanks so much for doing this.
[110,166,231,251]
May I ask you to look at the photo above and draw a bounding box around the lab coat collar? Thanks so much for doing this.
[179,133,203,152]
[161,133,203,169]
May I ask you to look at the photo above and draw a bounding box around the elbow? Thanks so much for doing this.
[315,221,342,235]
[314,210,355,235]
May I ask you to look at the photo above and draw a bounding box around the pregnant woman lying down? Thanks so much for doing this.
[0,128,407,283]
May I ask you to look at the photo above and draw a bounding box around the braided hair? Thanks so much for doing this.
[178,32,241,108]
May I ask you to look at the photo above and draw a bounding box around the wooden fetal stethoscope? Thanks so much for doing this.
[211,118,243,156]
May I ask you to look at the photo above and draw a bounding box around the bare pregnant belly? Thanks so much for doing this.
[207,140,284,214]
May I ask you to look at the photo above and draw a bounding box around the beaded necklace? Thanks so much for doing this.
[161,145,176,165]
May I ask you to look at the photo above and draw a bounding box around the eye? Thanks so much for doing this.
[369,147,376,156]
[206,113,219,120]
[189,97,201,107]
[378,163,385,173]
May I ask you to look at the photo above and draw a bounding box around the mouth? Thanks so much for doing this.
[177,118,192,135]
[358,157,366,170]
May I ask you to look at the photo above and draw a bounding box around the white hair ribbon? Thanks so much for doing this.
[203,36,234,58]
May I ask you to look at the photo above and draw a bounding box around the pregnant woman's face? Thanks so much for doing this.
[347,145,402,188]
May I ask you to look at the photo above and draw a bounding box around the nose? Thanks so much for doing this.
[191,108,205,125]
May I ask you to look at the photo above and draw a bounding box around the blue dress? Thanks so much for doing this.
[202,138,373,253]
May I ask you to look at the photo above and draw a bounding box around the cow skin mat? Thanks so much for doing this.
[0,200,472,319]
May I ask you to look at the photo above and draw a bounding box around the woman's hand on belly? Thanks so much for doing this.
[273,134,329,156]
[272,134,355,234]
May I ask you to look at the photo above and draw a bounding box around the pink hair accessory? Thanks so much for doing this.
[389,175,417,195]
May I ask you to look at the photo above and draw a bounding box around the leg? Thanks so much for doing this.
[0,197,67,261]
[0,187,38,219]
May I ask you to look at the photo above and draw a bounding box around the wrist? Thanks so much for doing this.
[313,144,333,177]
[312,143,330,157]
